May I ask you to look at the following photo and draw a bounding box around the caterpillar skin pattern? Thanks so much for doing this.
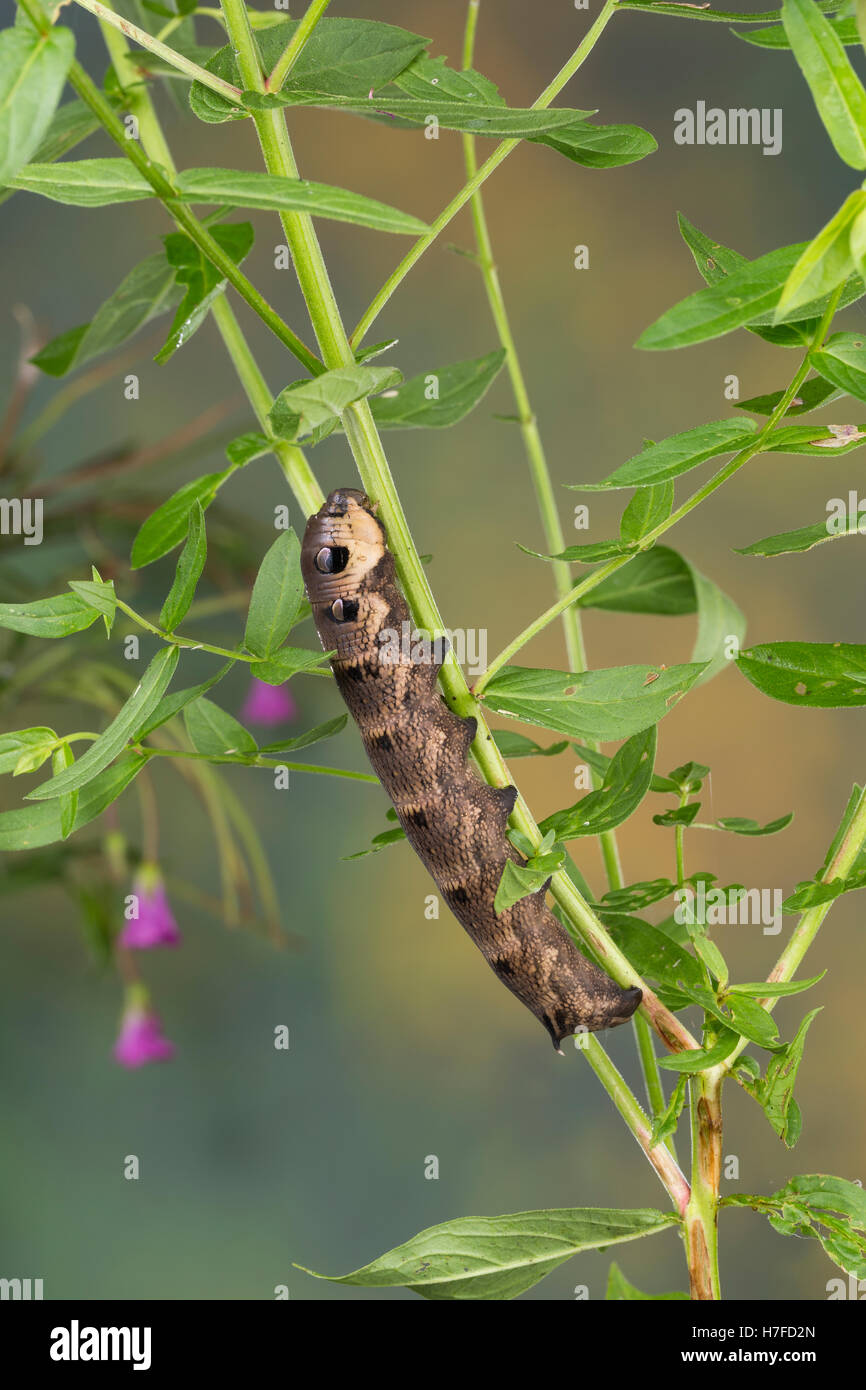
[301,489,642,1048]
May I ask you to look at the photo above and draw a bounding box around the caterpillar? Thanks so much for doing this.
[301,488,642,1048]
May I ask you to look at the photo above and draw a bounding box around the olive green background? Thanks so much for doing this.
[1,0,864,1301]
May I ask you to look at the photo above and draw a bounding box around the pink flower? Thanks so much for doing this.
[118,863,180,949]
[241,677,297,727]
[114,1003,175,1069]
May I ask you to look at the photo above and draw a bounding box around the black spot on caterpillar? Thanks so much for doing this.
[301,489,642,1048]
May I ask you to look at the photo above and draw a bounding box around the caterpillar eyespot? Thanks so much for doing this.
[301,489,642,1048]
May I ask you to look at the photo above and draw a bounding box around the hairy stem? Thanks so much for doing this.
[683,1067,723,1299]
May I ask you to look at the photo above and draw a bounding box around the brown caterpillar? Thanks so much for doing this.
[301,489,641,1048]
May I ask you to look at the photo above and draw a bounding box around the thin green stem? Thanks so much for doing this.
[683,1067,723,1299]
[115,597,331,673]
[68,0,245,103]
[473,287,844,696]
[583,1037,690,1213]
[266,0,332,92]
[138,746,377,782]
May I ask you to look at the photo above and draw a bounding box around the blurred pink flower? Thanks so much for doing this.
[118,863,180,949]
[241,677,297,727]
[114,1004,175,1069]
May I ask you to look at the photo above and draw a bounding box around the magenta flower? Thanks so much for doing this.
[118,863,180,949]
[241,677,297,727]
[114,1002,175,1069]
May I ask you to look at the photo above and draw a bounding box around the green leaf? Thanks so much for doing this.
[493,858,553,915]
[573,419,757,489]
[156,220,254,364]
[725,1174,866,1279]
[9,161,431,234]
[0,23,74,184]
[248,647,331,685]
[9,157,155,205]
[763,421,866,453]
[535,122,657,169]
[577,547,696,615]
[782,0,866,168]
[225,431,271,466]
[653,803,701,828]
[270,366,402,441]
[297,1207,679,1300]
[619,481,675,544]
[343,825,406,860]
[688,561,746,685]
[67,578,116,634]
[637,240,865,351]
[393,51,503,103]
[159,501,207,631]
[734,14,859,47]
[0,727,57,776]
[0,751,146,851]
[31,252,181,377]
[0,593,99,639]
[184,696,257,757]
[677,212,823,347]
[658,1029,740,1072]
[368,350,506,428]
[735,515,865,556]
[715,814,794,835]
[52,743,78,840]
[735,375,842,416]
[27,647,179,800]
[606,1261,688,1300]
[737,641,866,706]
[491,731,569,759]
[649,1075,689,1150]
[244,530,304,658]
[244,88,593,139]
[131,469,232,568]
[812,330,866,400]
[730,973,824,998]
[480,662,706,742]
[539,727,656,839]
[754,1008,822,1144]
[174,168,429,236]
[189,17,428,122]
[775,191,866,317]
[528,539,632,564]
[136,661,235,740]
[259,714,348,755]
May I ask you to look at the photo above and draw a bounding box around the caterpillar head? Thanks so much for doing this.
[301,489,392,661]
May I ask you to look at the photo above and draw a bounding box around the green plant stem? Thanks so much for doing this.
[683,1066,723,1299]
[460,0,673,1128]
[69,0,245,103]
[138,746,377,782]
[583,1037,690,1213]
[350,0,621,348]
[114,597,331,673]
[217,0,698,1059]
[472,288,844,695]
[266,0,332,92]
[18,0,323,376]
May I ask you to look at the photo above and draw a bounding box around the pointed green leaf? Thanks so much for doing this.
[573,420,757,490]
[737,641,866,706]
[131,468,232,568]
[782,0,866,168]
[0,23,75,184]
[0,593,99,639]
[0,751,146,851]
[540,727,656,839]
[775,191,865,318]
[297,1207,680,1300]
[368,350,506,428]
[270,366,402,441]
[159,501,207,631]
[184,696,257,757]
[244,530,304,658]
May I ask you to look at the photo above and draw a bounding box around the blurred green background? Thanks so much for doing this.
[1,0,865,1301]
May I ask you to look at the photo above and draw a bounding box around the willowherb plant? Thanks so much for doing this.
[2,0,866,1302]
